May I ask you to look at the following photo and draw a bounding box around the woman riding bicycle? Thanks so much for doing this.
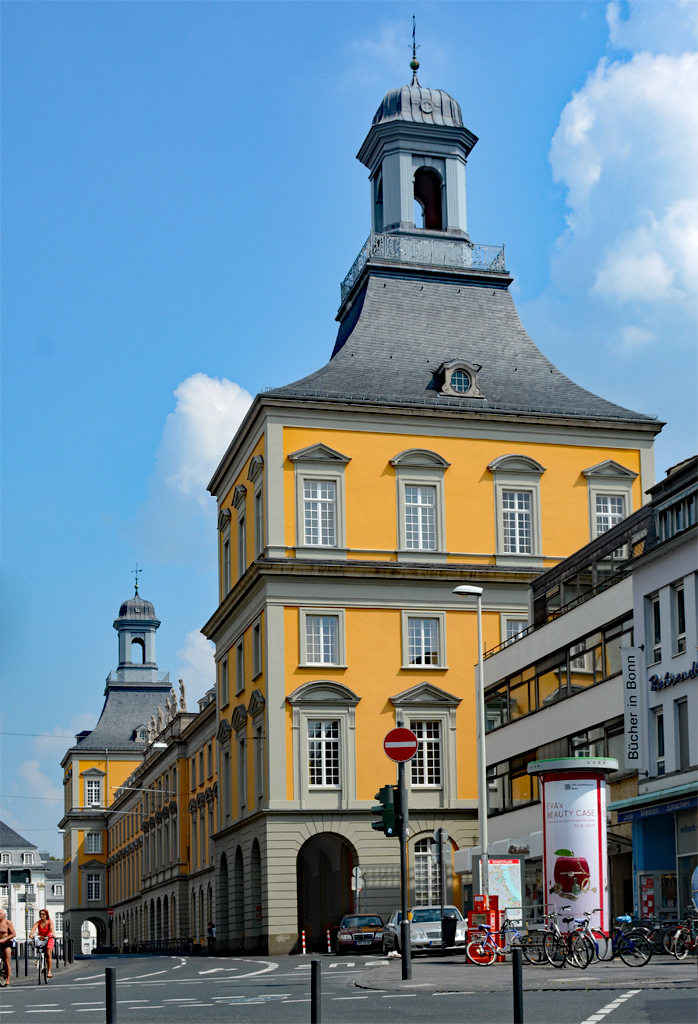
[29,909,55,978]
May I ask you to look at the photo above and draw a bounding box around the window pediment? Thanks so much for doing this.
[582,460,638,480]
[390,449,450,469]
[232,485,247,509]
[79,859,104,871]
[288,443,351,464]
[488,454,546,475]
[80,768,106,778]
[217,719,232,743]
[231,703,248,731]
[390,682,461,707]
[247,454,264,482]
[247,688,266,716]
[218,507,232,531]
[287,680,361,706]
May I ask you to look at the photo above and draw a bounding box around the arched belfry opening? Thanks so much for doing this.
[297,833,354,952]
[414,167,443,230]
[374,174,383,233]
[130,638,145,664]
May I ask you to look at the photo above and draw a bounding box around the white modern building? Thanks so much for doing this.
[0,823,64,943]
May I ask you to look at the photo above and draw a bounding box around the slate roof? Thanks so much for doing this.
[270,270,658,425]
[114,592,160,626]
[0,821,37,850]
[69,685,171,753]
[372,84,464,128]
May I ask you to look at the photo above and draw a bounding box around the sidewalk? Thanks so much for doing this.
[3,958,81,988]
[354,954,698,993]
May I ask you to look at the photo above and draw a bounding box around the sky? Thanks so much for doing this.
[1,0,696,856]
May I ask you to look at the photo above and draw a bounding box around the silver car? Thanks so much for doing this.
[382,905,467,954]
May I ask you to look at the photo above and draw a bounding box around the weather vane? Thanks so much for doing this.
[410,14,420,85]
[132,564,142,594]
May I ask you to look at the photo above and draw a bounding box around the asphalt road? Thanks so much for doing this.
[0,953,694,1023]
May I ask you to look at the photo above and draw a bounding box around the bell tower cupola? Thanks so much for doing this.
[357,51,478,237]
[112,580,161,679]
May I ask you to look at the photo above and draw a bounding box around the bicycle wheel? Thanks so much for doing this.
[565,932,592,969]
[42,955,48,984]
[37,955,42,985]
[618,931,652,967]
[543,932,565,968]
[521,933,546,965]
[673,929,689,961]
[466,938,496,966]
[663,928,676,954]
[590,929,611,961]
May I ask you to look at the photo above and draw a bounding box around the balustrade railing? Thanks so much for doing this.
[340,232,506,302]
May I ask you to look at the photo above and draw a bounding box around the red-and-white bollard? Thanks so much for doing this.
[301,929,307,955]
[326,929,332,954]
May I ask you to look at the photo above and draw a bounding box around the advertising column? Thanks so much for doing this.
[528,757,618,933]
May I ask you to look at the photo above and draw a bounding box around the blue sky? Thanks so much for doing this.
[1,1,696,854]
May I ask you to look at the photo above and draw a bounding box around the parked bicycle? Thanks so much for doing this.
[571,910,652,966]
[34,939,49,985]
[465,913,546,966]
[670,906,697,960]
[542,905,593,969]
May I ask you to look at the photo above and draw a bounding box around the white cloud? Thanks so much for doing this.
[617,325,655,351]
[18,760,63,804]
[606,0,698,56]
[348,23,448,91]
[160,373,253,510]
[131,373,253,562]
[176,629,216,704]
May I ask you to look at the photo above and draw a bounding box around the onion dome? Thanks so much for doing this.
[372,84,464,129]
[114,592,160,626]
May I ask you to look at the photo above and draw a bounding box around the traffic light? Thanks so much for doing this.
[371,785,402,836]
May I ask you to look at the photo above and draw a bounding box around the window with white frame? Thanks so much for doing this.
[85,779,101,807]
[305,614,339,665]
[237,737,247,812]
[25,883,35,894]
[27,908,35,927]
[505,619,527,645]
[222,536,231,595]
[85,833,101,854]
[220,655,229,707]
[673,583,686,655]
[414,838,442,905]
[235,639,245,694]
[55,912,63,932]
[654,709,665,776]
[401,611,446,669]
[489,455,545,559]
[254,488,264,556]
[53,883,64,897]
[0,885,8,898]
[303,479,336,546]
[0,853,9,865]
[502,491,532,554]
[87,874,101,901]
[676,698,690,771]
[237,514,246,578]
[252,619,262,677]
[596,494,625,534]
[649,595,661,664]
[408,618,440,665]
[391,449,449,556]
[308,720,340,788]
[405,486,436,550]
[570,642,591,672]
[23,853,34,865]
[410,721,442,787]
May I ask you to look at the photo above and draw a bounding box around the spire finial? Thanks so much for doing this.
[409,14,420,85]
[132,563,142,595]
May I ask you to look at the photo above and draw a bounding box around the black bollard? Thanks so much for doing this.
[310,957,321,1024]
[24,940,28,977]
[512,946,524,1024]
[105,966,117,1024]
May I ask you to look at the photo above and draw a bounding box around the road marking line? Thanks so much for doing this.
[333,996,368,1000]
[74,1010,103,1013]
[198,968,226,974]
[71,1003,102,1006]
[382,993,417,997]
[124,971,168,981]
[579,990,642,1024]
[26,1013,64,1015]
[283,998,311,1003]
[433,991,475,996]
[116,1001,150,1004]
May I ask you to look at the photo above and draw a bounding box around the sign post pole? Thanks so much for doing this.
[397,758,411,981]
[438,829,446,954]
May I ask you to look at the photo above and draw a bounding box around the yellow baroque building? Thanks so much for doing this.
[203,71,661,954]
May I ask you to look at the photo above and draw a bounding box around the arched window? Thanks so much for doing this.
[414,838,442,905]
[414,168,443,230]
[131,638,145,664]
[374,174,383,233]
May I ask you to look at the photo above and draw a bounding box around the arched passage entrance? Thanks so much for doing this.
[297,833,354,952]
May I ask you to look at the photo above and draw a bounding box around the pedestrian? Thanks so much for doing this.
[207,922,215,953]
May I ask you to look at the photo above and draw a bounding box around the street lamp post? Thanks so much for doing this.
[453,584,488,896]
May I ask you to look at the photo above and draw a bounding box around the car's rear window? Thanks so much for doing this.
[411,907,462,923]
[341,916,382,928]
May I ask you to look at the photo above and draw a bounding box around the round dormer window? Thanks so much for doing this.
[450,369,471,393]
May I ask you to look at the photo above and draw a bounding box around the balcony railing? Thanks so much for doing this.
[341,232,506,303]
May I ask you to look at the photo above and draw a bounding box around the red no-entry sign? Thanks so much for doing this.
[384,727,418,762]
